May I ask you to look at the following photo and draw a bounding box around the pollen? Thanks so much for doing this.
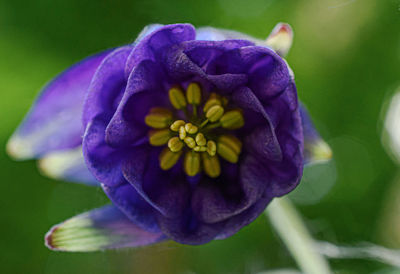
[146,82,245,177]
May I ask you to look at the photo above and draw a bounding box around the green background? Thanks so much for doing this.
[1,0,400,273]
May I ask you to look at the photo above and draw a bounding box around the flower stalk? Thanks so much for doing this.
[266,197,333,274]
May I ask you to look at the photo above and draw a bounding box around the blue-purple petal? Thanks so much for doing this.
[7,49,113,160]
[45,205,165,252]
[38,146,99,186]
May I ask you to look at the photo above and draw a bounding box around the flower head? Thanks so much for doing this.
[7,23,331,251]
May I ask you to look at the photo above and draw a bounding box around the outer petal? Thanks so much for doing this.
[38,146,99,186]
[300,105,332,164]
[7,49,113,160]
[265,23,293,57]
[45,205,165,252]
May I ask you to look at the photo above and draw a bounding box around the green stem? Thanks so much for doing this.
[265,197,333,274]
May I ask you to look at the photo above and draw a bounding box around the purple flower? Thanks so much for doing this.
[7,23,331,251]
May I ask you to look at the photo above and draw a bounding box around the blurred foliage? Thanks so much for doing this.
[1,0,400,273]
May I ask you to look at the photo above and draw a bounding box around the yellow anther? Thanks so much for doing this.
[184,123,198,134]
[184,151,201,176]
[186,82,202,105]
[159,148,182,170]
[195,133,207,146]
[170,120,185,132]
[218,135,242,154]
[168,86,187,109]
[184,137,196,149]
[203,98,221,113]
[202,153,221,178]
[206,105,224,122]
[194,146,207,152]
[217,135,242,163]
[221,96,228,106]
[149,129,171,146]
[206,140,217,156]
[220,110,244,129]
[144,108,173,129]
[179,126,187,140]
[168,137,184,152]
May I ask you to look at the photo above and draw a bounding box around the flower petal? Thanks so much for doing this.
[265,23,293,57]
[300,105,332,164]
[82,46,133,187]
[124,23,196,78]
[7,49,113,160]
[38,146,99,186]
[45,205,165,252]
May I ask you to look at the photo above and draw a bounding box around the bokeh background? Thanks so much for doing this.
[1,0,400,273]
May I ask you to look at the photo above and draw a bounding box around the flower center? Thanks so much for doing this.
[144,82,244,178]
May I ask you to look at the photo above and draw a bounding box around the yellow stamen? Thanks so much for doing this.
[220,110,244,129]
[206,140,217,156]
[203,98,221,113]
[202,153,221,178]
[159,148,182,170]
[218,135,242,154]
[168,137,184,152]
[206,105,224,122]
[184,137,196,149]
[169,86,187,109]
[186,82,202,105]
[217,135,242,163]
[184,151,200,176]
[145,114,172,129]
[170,120,185,132]
[194,146,207,152]
[179,126,187,140]
[149,129,171,146]
[184,123,198,134]
[195,133,207,146]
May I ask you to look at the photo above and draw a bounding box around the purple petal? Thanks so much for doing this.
[300,105,332,164]
[82,46,132,187]
[125,24,196,78]
[122,146,191,219]
[102,181,161,233]
[38,146,99,186]
[105,60,166,147]
[45,205,165,252]
[7,49,113,160]
[191,158,268,224]
[215,195,273,240]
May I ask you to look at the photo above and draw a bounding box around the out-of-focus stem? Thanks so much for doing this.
[266,197,332,274]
